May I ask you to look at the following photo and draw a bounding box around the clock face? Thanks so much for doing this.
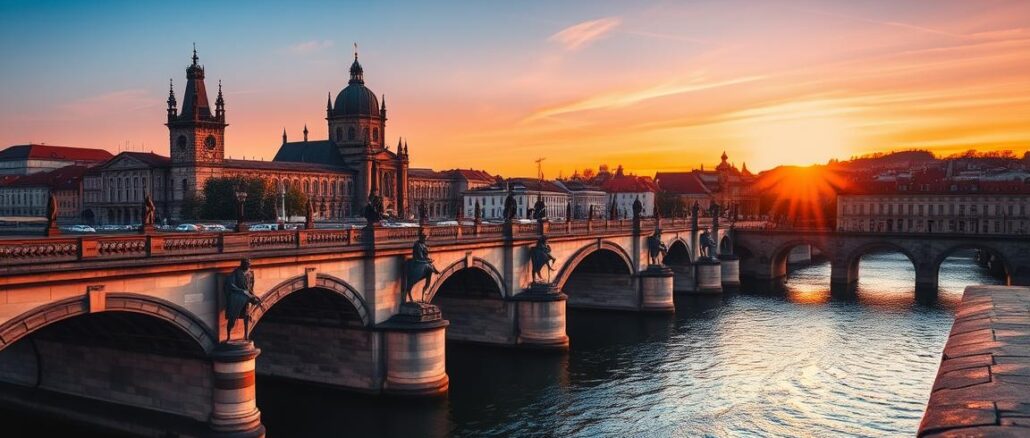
[204,135,216,150]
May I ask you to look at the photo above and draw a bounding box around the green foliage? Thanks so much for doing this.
[282,185,308,217]
[199,176,278,221]
[656,191,687,217]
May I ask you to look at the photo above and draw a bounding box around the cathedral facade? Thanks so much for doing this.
[83,48,409,224]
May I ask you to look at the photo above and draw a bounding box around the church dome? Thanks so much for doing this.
[332,57,380,117]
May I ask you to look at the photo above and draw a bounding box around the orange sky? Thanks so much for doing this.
[2,1,1029,177]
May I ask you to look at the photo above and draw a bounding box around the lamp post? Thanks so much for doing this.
[235,190,248,232]
[277,181,286,230]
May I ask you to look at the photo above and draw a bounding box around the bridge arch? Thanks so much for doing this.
[933,243,1013,286]
[0,292,217,353]
[555,240,635,290]
[842,240,918,273]
[665,238,692,265]
[425,257,506,303]
[250,273,371,328]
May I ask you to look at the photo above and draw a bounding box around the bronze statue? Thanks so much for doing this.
[223,258,263,342]
[647,227,668,265]
[503,189,517,222]
[418,200,429,224]
[142,194,156,226]
[588,204,595,220]
[566,201,572,221]
[46,193,58,224]
[529,235,556,283]
[404,231,440,303]
[691,201,700,218]
[474,200,482,221]
[533,196,547,221]
[632,197,643,219]
[363,189,384,224]
[699,228,717,260]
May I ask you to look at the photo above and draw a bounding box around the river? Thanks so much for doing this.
[256,250,1003,437]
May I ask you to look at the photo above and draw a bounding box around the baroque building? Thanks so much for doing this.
[81,48,412,224]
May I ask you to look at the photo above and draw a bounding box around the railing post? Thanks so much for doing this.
[79,236,98,259]
[147,235,164,257]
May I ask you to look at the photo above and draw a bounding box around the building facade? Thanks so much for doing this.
[79,48,413,224]
[837,169,1030,234]
[0,165,87,222]
[409,168,495,220]
[555,180,606,219]
[463,179,570,221]
[0,144,111,176]
[654,152,760,218]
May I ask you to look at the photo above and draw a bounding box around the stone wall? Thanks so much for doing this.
[251,321,380,392]
[564,273,638,310]
[435,296,516,345]
[0,339,212,422]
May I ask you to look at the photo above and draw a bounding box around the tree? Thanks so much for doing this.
[656,191,686,217]
[582,168,596,180]
[199,176,278,221]
[282,185,308,218]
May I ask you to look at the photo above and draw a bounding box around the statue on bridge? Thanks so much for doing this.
[404,231,440,303]
[503,188,517,222]
[142,194,156,227]
[529,235,556,283]
[647,227,668,266]
[474,200,482,223]
[418,200,429,225]
[632,197,643,219]
[699,228,718,260]
[363,189,385,224]
[223,258,264,342]
[533,197,547,222]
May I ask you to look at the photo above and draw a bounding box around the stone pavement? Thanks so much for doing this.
[919,285,1030,437]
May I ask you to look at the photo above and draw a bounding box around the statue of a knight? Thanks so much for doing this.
[224,258,262,342]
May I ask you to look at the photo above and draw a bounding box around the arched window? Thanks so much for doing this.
[182,179,188,194]
[322,180,328,195]
[373,127,379,141]
[335,127,342,142]
[303,180,310,193]
[348,126,356,141]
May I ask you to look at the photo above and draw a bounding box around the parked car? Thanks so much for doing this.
[248,223,277,231]
[63,224,96,233]
[202,224,228,232]
[176,223,200,232]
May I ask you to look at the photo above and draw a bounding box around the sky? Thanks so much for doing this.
[2,0,1029,177]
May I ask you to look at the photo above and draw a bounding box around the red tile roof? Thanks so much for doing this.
[0,165,88,190]
[654,172,711,195]
[0,144,112,162]
[600,174,658,193]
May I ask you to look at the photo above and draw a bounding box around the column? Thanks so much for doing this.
[379,303,449,396]
[639,265,675,312]
[514,283,569,349]
[209,341,265,437]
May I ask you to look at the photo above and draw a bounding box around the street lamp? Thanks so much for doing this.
[277,181,286,229]
[235,190,248,232]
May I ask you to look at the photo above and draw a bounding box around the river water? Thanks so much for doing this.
[257,251,1004,437]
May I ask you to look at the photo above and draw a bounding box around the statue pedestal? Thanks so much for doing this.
[718,255,740,290]
[639,265,675,312]
[209,340,265,437]
[694,258,723,294]
[513,283,568,350]
[44,224,60,237]
[140,224,155,234]
[379,303,449,396]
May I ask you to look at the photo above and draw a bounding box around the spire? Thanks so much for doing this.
[721,151,728,162]
[192,42,199,66]
[166,78,177,122]
[397,137,403,151]
[741,162,751,176]
[303,124,309,142]
[380,94,387,118]
[215,79,225,120]
[349,42,364,84]
[282,128,287,144]
[326,91,333,117]
[179,45,213,121]
[404,139,409,156]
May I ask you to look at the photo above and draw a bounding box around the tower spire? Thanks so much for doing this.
[192,42,199,66]
[349,43,364,84]
[282,128,287,144]
[303,124,309,142]
[215,79,225,120]
[166,78,177,122]
[326,91,332,117]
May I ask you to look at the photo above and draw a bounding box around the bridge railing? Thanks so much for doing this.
[0,218,726,267]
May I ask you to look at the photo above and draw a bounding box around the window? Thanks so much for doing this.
[373,127,379,141]
[335,127,342,142]
[176,135,187,150]
[348,127,356,141]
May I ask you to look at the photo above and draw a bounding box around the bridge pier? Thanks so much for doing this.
[514,284,569,349]
[639,265,675,312]
[719,255,740,290]
[210,341,265,437]
[830,259,858,295]
[379,305,450,397]
[694,259,723,294]
[915,264,939,302]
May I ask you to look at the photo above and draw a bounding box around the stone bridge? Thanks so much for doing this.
[733,229,1030,297]
[0,217,741,436]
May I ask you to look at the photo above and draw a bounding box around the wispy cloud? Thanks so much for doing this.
[59,89,156,117]
[525,75,766,121]
[549,17,622,50]
[288,39,334,54]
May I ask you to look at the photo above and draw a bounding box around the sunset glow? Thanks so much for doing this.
[2,1,1028,177]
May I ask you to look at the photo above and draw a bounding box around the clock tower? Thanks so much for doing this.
[167,46,226,164]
